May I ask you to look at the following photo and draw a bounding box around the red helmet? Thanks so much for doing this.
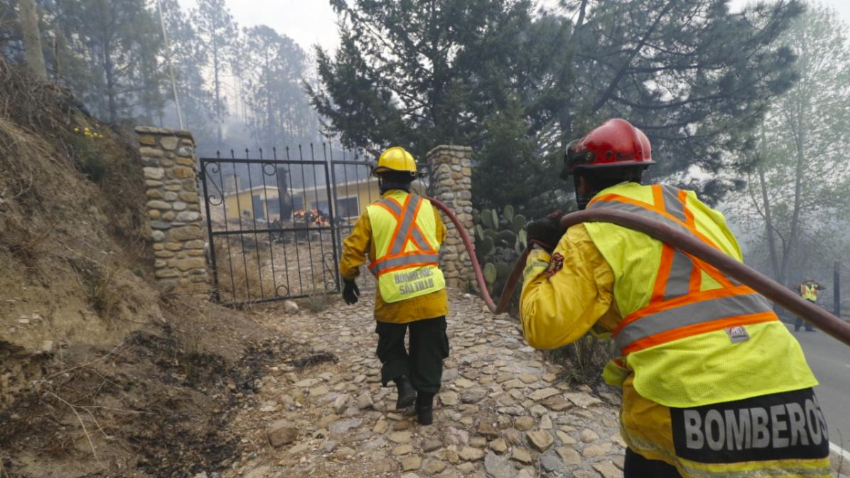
[562,118,654,178]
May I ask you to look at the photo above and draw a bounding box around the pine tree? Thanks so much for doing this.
[193,0,237,149]
[312,0,804,209]
[242,25,317,148]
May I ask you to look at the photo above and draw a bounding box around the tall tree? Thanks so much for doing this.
[160,0,215,143]
[242,25,317,148]
[18,0,46,78]
[193,0,237,149]
[53,0,162,122]
[310,0,537,157]
[311,0,804,212]
[737,2,850,286]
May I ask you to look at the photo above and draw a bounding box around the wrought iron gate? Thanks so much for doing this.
[201,147,341,305]
[201,145,431,305]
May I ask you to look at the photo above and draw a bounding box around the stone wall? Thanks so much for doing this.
[135,127,210,297]
[428,145,477,291]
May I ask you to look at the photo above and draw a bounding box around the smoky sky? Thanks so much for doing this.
[174,0,850,54]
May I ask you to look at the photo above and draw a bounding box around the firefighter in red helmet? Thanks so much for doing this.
[521,119,828,477]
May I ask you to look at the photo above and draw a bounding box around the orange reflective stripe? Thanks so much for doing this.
[694,256,734,289]
[652,245,676,303]
[590,193,722,251]
[652,185,665,213]
[676,189,703,292]
[615,292,773,349]
[621,312,777,355]
[614,284,756,335]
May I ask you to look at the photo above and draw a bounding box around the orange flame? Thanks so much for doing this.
[293,209,331,226]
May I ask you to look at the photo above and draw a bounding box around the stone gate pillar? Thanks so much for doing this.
[427,145,477,292]
[135,127,210,297]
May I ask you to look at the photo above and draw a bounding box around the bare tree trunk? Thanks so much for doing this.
[781,116,805,286]
[103,36,118,122]
[757,163,781,280]
[213,13,223,150]
[19,0,47,80]
[757,126,781,280]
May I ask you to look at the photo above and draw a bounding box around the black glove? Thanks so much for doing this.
[342,279,360,305]
[526,211,567,252]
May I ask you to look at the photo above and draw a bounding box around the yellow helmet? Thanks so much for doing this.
[373,146,417,177]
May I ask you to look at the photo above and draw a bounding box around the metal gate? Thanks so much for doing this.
[201,146,430,305]
[200,147,341,305]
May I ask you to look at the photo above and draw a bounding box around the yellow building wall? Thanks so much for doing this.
[223,188,279,221]
[221,178,428,224]
[301,180,381,221]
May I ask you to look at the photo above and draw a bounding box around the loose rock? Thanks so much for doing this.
[459,446,485,461]
[267,423,298,448]
[527,430,554,452]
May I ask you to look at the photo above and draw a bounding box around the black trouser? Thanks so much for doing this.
[375,316,449,394]
[794,299,816,331]
[625,449,682,478]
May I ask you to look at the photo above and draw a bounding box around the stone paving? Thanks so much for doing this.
[222,291,627,478]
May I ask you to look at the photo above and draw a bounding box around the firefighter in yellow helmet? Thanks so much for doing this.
[338,146,449,425]
[520,119,830,477]
[795,277,825,332]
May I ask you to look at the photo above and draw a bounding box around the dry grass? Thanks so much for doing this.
[305,282,335,313]
[213,239,276,303]
[212,234,340,304]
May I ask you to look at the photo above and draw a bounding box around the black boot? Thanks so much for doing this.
[416,393,435,425]
[394,375,416,410]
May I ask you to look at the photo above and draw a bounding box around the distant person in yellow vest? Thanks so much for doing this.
[795,277,825,332]
[520,119,830,478]
[338,147,449,425]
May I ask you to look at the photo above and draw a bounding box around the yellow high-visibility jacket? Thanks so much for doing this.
[800,283,820,302]
[339,190,448,324]
[520,182,829,478]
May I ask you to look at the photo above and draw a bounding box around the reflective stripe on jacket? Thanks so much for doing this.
[339,190,448,324]
[801,283,819,302]
[518,183,829,477]
[367,191,446,304]
[584,183,817,408]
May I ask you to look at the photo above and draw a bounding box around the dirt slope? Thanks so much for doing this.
[0,60,299,478]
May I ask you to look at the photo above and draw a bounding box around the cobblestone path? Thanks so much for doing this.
[221,292,628,478]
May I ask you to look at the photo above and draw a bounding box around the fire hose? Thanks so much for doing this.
[428,198,850,348]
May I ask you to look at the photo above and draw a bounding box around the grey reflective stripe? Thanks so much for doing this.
[588,200,694,239]
[377,198,402,217]
[615,293,774,351]
[661,185,686,222]
[370,253,439,276]
[389,195,421,255]
[410,226,433,252]
[664,249,694,300]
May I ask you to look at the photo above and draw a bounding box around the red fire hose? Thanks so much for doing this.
[429,198,850,348]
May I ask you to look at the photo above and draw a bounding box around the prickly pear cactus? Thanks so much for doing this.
[503,205,515,222]
[484,263,497,284]
[512,215,526,234]
[473,204,530,295]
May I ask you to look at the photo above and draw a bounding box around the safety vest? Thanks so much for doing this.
[585,183,817,408]
[367,191,446,304]
[801,283,819,302]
